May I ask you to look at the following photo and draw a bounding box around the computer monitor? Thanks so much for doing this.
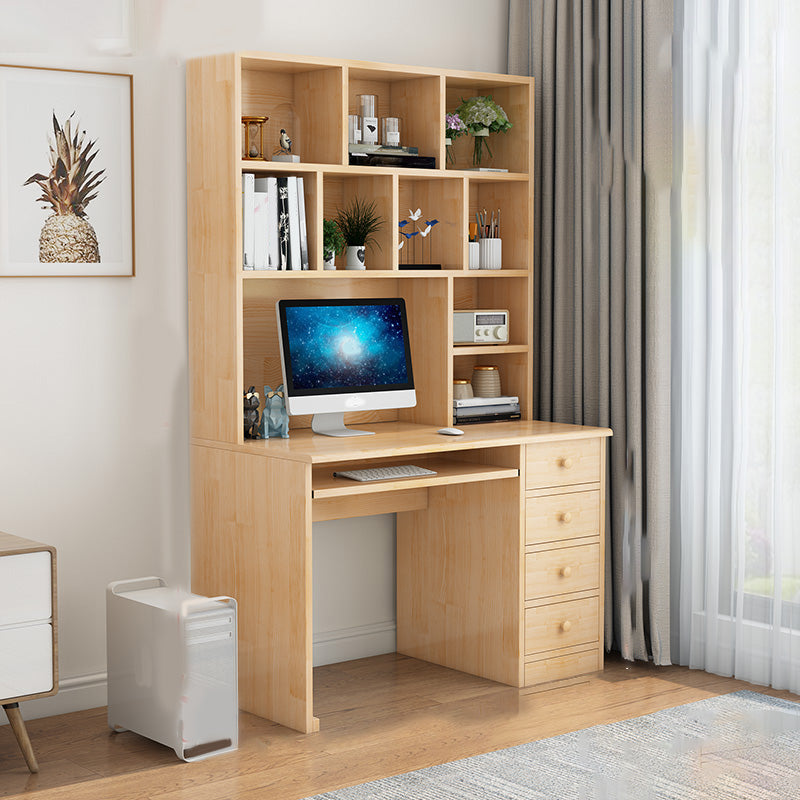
[276,297,416,437]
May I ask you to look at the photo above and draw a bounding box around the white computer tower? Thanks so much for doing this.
[106,577,238,761]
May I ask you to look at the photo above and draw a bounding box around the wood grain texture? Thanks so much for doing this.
[397,477,524,687]
[2,654,796,800]
[525,489,600,545]
[525,542,601,600]
[191,445,315,733]
[187,54,242,444]
[2,705,38,773]
[525,438,602,489]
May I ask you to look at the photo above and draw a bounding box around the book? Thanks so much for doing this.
[254,176,279,269]
[242,172,255,269]
[297,176,309,269]
[454,403,520,419]
[286,177,302,270]
[276,177,291,270]
[453,395,519,408]
[453,411,522,425]
[253,190,269,269]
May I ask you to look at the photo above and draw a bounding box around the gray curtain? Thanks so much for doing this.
[508,0,672,664]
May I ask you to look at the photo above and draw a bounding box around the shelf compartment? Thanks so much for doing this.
[445,75,533,174]
[312,456,518,499]
[452,351,531,420]
[322,173,394,270]
[453,275,531,348]
[348,69,442,167]
[468,179,531,271]
[398,176,464,270]
[241,57,344,166]
[241,275,450,430]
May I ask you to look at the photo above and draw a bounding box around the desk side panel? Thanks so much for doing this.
[397,476,523,686]
[191,445,315,732]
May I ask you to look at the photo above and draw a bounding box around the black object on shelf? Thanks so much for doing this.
[349,152,436,169]
[399,263,442,270]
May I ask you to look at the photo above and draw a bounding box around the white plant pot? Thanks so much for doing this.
[323,251,336,270]
[345,245,366,270]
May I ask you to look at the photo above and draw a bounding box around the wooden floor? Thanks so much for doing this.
[1,652,797,800]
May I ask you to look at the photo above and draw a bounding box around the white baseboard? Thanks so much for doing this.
[1,672,107,725]
[313,620,396,667]
[2,623,397,725]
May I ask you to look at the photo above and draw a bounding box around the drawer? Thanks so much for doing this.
[0,623,54,700]
[525,596,599,656]
[524,647,601,686]
[525,489,600,545]
[0,551,52,626]
[525,438,600,489]
[525,542,600,600]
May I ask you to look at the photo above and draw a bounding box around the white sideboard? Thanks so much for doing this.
[0,532,58,774]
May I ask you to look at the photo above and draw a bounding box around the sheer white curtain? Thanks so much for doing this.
[676,0,800,690]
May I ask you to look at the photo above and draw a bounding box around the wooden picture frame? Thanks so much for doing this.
[0,65,134,277]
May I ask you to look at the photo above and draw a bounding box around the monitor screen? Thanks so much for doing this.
[276,298,416,436]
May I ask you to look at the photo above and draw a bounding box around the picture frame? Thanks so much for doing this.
[0,65,134,277]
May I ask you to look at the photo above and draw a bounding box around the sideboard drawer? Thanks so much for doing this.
[525,489,600,545]
[525,542,600,601]
[525,439,600,489]
[0,551,52,627]
[0,624,53,700]
[525,596,599,656]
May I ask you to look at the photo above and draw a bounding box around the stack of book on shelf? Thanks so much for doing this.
[242,173,309,270]
[453,396,521,425]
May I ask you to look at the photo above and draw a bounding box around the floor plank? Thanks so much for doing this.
[1,653,796,800]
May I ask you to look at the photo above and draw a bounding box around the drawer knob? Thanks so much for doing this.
[559,511,573,524]
[561,620,572,632]
[560,566,573,578]
[559,457,574,469]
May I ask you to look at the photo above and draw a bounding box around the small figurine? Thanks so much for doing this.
[262,384,290,438]
[243,386,261,439]
[275,128,292,156]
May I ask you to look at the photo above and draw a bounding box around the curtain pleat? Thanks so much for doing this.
[508,0,672,664]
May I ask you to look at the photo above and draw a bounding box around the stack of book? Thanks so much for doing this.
[453,396,521,425]
[242,173,309,270]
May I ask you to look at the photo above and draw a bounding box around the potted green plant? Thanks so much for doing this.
[334,196,383,269]
[322,218,345,269]
[453,95,512,167]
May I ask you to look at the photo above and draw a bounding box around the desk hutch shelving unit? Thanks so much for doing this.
[187,53,610,735]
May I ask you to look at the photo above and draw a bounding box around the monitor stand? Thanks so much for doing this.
[311,412,375,437]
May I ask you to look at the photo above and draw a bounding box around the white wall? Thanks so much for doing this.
[0,0,509,720]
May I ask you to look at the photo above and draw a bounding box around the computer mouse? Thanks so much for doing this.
[437,427,465,436]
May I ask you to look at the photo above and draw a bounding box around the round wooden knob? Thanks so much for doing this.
[559,511,573,524]
[559,457,574,469]
[560,566,573,578]
[561,620,572,632]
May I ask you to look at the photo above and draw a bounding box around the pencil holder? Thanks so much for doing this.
[479,238,502,270]
[468,241,480,270]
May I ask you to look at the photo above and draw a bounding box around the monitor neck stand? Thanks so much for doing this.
[311,412,375,437]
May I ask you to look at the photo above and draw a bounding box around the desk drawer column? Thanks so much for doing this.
[522,437,606,686]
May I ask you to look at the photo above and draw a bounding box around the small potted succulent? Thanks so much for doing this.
[334,196,383,269]
[453,95,512,166]
[322,218,345,269]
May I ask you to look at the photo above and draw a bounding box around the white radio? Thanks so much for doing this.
[453,309,509,344]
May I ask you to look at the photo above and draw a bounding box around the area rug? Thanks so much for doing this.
[302,691,800,799]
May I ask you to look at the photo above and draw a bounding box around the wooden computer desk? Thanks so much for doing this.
[191,419,611,734]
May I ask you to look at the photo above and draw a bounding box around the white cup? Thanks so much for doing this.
[479,238,502,270]
[468,242,480,270]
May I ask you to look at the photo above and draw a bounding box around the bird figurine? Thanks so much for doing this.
[277,128,292,155]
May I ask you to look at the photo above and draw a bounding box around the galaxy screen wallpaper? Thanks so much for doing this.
[281,300,413,394]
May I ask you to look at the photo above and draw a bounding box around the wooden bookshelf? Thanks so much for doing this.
[186,52,535,443]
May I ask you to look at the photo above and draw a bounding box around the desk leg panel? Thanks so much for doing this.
[191,445,316,733]
[397,478,523,687]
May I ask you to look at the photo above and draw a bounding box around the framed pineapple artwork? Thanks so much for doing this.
[0,65,134,276]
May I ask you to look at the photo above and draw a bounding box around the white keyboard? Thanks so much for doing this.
[333,465,437,482]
